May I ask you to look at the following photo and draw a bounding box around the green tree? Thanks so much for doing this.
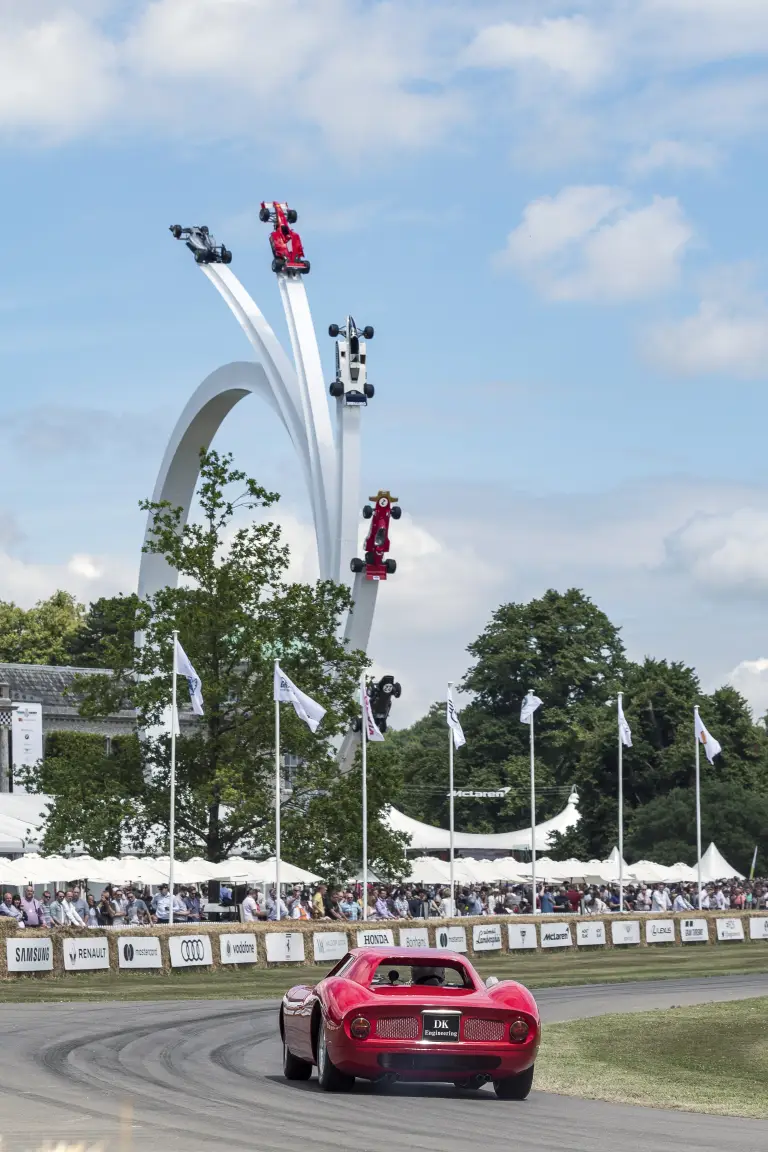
[65,594,140,669]
[0,590,86,665]
[24,451,405,874]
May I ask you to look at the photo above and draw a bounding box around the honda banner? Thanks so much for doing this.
[313,932,349,962]
[434,925,467,953]
[265,932,305,962]
[399,927,430,949]
[168,934,213,967]
[6,937,53,972]
[219,933,258,965]
[356,928,394,948]
[715,918,744,942]
[577,922,606,947]
[611,920,641,946]
[507,924,537,951]
[646,919,676,943]
[540,923,573,949]
[63,938,110,971]
[118,937,162,969]
[472,924,502,951]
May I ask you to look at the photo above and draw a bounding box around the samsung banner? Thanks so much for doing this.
[748,917,768,940]
[11,702,43,778]
[266,932,306,962]
[680,918,708,943]
[313,932,349,962]
[399,927,430,949]
[220,934,258,965]
[611,920,641,946]
[118,937,162,969]
[577,921,606,947]
[715,918,744,942]
[356,928,394,948]
[63,938,110,971]
[540,923,573,949]
[7,937,53,972]
[434,926,468,953]
[472,924,503,951]
[507,924,537,951]
[168,934,213,967]
[646,919,676,943]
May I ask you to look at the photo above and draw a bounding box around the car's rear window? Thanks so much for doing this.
[371,961,472,988]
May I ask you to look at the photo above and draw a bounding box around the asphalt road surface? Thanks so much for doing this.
[0,974,766,1152]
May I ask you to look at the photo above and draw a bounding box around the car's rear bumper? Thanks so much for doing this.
[331,1035,539,1081]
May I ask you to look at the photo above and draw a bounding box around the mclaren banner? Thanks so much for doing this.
[168,935,213,967]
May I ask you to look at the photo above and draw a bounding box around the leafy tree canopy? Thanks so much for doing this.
[0,590,138,669]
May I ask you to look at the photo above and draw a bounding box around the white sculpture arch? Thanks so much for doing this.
[139,262,380,767]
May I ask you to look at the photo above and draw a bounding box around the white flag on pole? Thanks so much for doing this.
[694,708,721,764]
[618,698,632,747]
[274,664,326,733]
[446,686,466,749]
[175,638,204,716]
[520,692,543,724]
[363,687,385,742]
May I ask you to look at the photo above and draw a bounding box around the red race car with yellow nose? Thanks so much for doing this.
[280,947,540,1098]
[350,490,400,580]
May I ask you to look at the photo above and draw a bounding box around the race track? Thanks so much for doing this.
[0,974,766,1152]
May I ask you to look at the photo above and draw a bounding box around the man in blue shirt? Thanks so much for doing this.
[540,887,555,914]
[339,890,359,920]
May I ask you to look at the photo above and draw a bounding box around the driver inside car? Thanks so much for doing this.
[411,965,445,986]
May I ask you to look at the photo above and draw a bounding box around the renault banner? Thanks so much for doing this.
[63,938,110,971]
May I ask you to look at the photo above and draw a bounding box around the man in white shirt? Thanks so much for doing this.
[714,886,727,910]
[673,890,692,912]
[651,885,671,912]
[241,888,261,921]
[61,889,86,928]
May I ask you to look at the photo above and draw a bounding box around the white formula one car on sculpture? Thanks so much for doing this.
[329,316,375,407]
[169,225,233,264]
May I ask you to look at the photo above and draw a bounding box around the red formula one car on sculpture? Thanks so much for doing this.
[280,947,540,1097]
[350,490,400,580]
[259,201,310,275]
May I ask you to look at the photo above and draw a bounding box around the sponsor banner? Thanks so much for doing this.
[540,923,573,949]
[265,932,306,963]
[6,937,53,972]
[434,925,468,953]
[356,928,395,948]
[399,927,430,949]
[577,921,606,947]
[680,918,709,943]
[11,702,43,775]
[646,919,676,943]
[118,937,162,969]
[63,938,110,971]
[611,920,641,946]
[715,918,744,942]
[168,934,213,967]
[507,924,537,951]
[749,917,768,940]
[219,933,258,965]
[313,932,349,962]
[472,924,503,952]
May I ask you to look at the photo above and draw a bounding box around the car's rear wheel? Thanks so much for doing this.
[302,260,311,274]
[385,559,397,574]
[287,209,298,224]
[350,557,364,573]
[390,505,402,519]
[316,1018,354,1092]
[259,207,271,222]
[329,381,344,398]
[272,258,285,273]
[283,1036,312,1081]
[194,251,205,263]
[493,1066,534,1100]
[171,224,182,238]
[362,326,374,339]
[362,504,373,519]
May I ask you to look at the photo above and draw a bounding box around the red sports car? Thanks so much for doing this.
[280,947,540,1098]
[259,201,310,275]
[350,490,401,581]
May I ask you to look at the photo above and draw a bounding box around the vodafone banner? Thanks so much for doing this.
[576,922,606,947]
[7,937,53,972]
[472,924,503,951]
[266,932,305,962]
[611,920,641,945]
[749,917,768,940]
[507,924,537,951]
[313,932,348,962]
[399,927,429,949]
[540,923,573,949]
[646,919,676,943]
[219,934,258,964]
[435,926,467,953]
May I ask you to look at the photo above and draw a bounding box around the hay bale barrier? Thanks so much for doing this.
[1,911,766,983]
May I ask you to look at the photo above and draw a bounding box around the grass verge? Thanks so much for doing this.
[0,942,765,1003]
[536,996,768,1118]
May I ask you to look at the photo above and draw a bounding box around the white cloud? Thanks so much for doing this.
[627,139,719,177]
[648,269,768,378]
[665,508,768,595]
[727,656,768,719]
[498,185,693,302]
[0,548,135,608]
[465,16,612,88]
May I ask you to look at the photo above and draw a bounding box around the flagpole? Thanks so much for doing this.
[448,681,455,917]
[750,845,758,880]
[528,691,536,916]
[694,705,702,910]
[169,631,178,926]
[618,691,624,913]
[274,658,281,921]
[361,673,368,922]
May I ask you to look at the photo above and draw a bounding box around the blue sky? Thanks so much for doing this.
[4,1,768,723]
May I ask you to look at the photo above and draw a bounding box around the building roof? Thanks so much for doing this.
[0,662,115,710]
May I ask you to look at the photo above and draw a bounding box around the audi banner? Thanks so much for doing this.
[168,935,213,967]
[118,937,163,969]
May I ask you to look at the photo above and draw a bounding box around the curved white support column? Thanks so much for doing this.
[335,401,363,589]
[336,570,380,773]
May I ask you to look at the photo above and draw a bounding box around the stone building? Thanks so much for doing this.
[0,662,136,740]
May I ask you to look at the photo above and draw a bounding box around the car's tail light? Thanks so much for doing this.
[350,1016,371,1039]
[509,1018,530,1043]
